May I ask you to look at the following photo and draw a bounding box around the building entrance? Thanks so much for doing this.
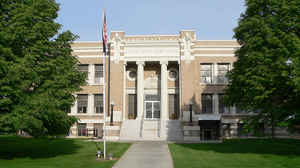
[144,94,160,119]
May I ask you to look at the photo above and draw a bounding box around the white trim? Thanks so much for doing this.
[192,48,237,51]
[196,40,237,42]
[194,54,235,57]
[125,34,179,37]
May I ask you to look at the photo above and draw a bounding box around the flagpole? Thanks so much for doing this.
[103,51,106,160]
[102,10,107,160]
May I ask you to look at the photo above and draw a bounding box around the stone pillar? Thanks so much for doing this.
[213,93,219,114]
[88,64,94,84]
[160,61,168,138]
[137,61,145,119]
[88,94,94,114]
[231,106,236,115]
[71,94,77,114]
[213,63,218,84]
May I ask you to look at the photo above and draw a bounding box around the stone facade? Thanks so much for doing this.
[67,30,258,141]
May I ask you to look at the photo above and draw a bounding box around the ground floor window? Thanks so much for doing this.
[77,123,87,136]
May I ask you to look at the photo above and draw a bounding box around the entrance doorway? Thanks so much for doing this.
[144,94,160,119]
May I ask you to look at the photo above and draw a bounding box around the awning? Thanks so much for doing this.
[198,114,221,121]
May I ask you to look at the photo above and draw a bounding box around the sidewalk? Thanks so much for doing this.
[113,141,173,168]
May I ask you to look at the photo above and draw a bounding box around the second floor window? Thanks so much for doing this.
[77,94,88,113]
[95,64,104,83]
[217,63,230,84]
[78,64,89,79]
[202,94,213,114]
[200,63,213,84]
[94,94,103,113]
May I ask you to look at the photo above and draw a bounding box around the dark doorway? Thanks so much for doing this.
[199,120,220,140]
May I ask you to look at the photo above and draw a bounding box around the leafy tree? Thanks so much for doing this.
[225,0,300,138]
[0,0,86,137]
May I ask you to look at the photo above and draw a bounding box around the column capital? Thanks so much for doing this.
[160,61,168,65]
[136,61,145,66]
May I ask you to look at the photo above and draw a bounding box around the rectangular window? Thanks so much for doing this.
[77,94,88,113]
[94,94,103,113]
[77,123,87,136]
[200,63,213,84]
[219,94,230,114]
[202,94,213,114]
[94,64,104,84]
[128,94,137,119]
[169,94,179,119]
[78,64,89,80]
[217,63,230,84]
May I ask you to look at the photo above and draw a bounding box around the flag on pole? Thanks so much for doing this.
[101,10,107,160]
[102,11,108,54]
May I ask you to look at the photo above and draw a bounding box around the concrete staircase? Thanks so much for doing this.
[141,120,161,140]
[165,120,184,141]
[120,120,141,140]
[120,119,184,141]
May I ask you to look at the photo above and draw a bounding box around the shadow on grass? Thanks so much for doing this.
[174,138,300,156]
[0,136,82,160]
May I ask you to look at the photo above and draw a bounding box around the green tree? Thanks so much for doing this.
[0,0,86,137]
[225,0,300,138]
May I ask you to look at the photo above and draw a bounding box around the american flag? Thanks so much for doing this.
[102,11,108,54]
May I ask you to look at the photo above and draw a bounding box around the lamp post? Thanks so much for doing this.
[189,100,193,125]
[110,101,114,126]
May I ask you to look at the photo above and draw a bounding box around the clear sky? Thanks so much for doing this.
[56,0,246,41]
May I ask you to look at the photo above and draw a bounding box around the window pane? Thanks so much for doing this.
[202,94,213,114]
[95,64,104,78]
[77,94,88,113]
[200,63,212,84]
[78,64,89,72]
[94,94,103,113]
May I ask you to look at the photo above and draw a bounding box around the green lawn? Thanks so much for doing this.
[169,139,300,168]
[0,136,131,168]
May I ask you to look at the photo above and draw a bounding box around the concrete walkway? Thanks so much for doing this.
[113,141,173,168]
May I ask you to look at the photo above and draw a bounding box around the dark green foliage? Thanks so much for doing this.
[0,0,86,137]
[225,0,300,137]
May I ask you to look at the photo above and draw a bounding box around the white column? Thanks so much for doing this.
[213,63,218,84]
[123,62,127,121]
[88,64,93,84]
[88,94,94,114]
[213,93,219,114]
[160,61,168,139]
[137,61,145,119]
[71,95,77,114]
[231,106,236,115]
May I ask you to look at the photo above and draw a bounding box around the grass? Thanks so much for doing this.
[169,139,300,168]
[0,136,131,168]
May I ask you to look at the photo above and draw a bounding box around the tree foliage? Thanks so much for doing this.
[225,0,300,137]
[0,0,86,137]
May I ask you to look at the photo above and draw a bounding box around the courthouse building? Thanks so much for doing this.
[68,30,253,141]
